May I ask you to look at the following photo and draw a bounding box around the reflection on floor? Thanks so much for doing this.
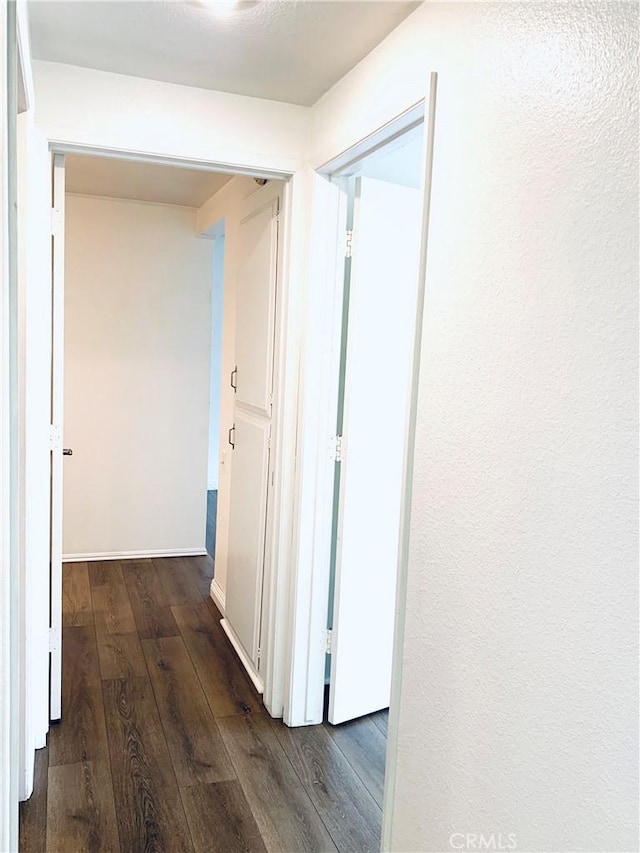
[20,555,388,853]
[206,489,217,559]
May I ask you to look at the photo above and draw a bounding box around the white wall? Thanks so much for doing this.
[33,60,307,176]
[63,194,213,558]
[207,235,224,490]
[311,3,639,851]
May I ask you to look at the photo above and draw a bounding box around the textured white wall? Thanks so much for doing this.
[63,194,213,557]
[313,3,638,851]
[32,60,307,175]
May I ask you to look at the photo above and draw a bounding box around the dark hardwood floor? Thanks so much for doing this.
[20,555,387,853]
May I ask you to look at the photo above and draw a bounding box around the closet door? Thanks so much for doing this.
[233,199,279,416]
[223,190,280,685]
[225,411,271,664]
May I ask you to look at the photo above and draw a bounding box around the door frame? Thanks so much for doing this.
[1,1,19,847]
[284,98,428,726]
[46,139,302,720]
[283,75,438,846]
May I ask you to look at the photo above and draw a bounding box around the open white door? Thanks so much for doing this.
[222,186,280,689]
[18,114,54,792]
[49,153,64,721]
[328,176,422,725]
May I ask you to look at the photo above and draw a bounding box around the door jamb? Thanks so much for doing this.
[282,172,347,726]
[1,2,19,847]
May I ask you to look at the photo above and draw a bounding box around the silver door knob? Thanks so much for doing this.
[62,448,73,456]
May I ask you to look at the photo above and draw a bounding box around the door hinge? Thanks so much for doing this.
[256,646,261,662]
[345,229,353,259]
[49,627,58,653]
[49,424,61,451]
[329,434,343,463]
[325,629,333,655]
[51,206,63,237]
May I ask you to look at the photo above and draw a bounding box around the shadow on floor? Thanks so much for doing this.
[206,489,217,559]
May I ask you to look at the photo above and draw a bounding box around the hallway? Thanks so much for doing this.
[20,557,386,853]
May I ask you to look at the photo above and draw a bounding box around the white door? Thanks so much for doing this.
[21,116,54,751]
[233,199,278,416]
[49,153,65,721]
[329,176,422,725]
[223,190,280,684]
[225,412,271,662]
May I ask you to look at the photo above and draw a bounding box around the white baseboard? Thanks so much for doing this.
[62,548,208,563]
[220,618,264,694]
[209,578,226,615]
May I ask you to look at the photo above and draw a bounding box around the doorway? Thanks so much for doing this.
[325,120,426,725]
[45,148,292,723]
[281,89,438,738]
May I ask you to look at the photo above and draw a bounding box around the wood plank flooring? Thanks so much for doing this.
[20,556,388,853]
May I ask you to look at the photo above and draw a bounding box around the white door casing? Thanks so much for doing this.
[1,3,17,843]
[329,176,422,725]
[223,186,280,686]
[49,153,64,722]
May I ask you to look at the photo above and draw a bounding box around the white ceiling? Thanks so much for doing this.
[65,155,233,207]
[28,0,420,106]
